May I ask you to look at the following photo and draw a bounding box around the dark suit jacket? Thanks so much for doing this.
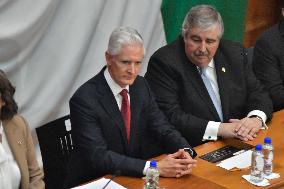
[64,67,190,188]
[253,18,284,111]
[145,36,273,147]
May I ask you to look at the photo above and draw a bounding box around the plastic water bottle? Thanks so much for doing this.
[144,160,159,189]
[263,137,273,176]
[250,144,264,183]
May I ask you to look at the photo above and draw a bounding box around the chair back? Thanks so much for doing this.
[36,115,73,189]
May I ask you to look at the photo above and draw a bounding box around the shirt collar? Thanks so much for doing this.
[208,59,215,69]
[196,59,215,73]
[104,67,129,96]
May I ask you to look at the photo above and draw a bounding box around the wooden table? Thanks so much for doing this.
[192,109,284,189]
[102,110,284,189]
[109,174,226,189]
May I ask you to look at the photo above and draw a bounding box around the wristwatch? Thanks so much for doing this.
[183,147,197,158]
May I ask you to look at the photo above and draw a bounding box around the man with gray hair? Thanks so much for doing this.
[145,5,273,147]
[64,26,197,188]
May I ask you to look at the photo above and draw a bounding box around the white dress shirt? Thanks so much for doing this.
[104,68,130,110]
[0,122,21,189]
[202,60,267,141]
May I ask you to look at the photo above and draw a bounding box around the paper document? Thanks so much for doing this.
[217,150,253,170]
[71,177,127,189]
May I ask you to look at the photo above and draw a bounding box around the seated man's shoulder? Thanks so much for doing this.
[149,37,187,71]
[219,38,243,50]
[259,24,279,40]
[218,39,246,61]
[152,37,183,57]
[71,75,102,102]
[255,24,281,48]
[131,76,148,89]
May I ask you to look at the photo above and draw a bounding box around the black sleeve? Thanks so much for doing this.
[253,37,284,111]
[243,47,273,120]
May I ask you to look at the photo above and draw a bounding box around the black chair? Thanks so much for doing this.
[36,115,73,189]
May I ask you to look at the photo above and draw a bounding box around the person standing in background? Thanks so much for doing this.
[253,0,284,112]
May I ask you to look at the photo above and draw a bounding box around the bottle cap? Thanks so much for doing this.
[255,144,262,151]
[264,137,272,144]
[150,160,157,168]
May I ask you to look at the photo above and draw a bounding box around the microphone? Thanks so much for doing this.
[101,170,121,189]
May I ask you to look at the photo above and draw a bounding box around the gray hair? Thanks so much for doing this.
[182,5,224,39]
[107,26,145,55]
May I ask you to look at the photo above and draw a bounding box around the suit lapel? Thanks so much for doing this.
[184,59,220,120]
[214,50,229,121]
[96,70,129,148]
[128,84,140,152]
[177,38,220,120]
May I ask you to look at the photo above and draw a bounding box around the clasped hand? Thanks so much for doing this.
[157,149,197,178]
[218,117,263,141]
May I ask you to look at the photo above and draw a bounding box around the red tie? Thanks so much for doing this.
[120,89,131,143]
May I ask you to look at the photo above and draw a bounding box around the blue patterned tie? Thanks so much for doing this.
[200,67,223,122]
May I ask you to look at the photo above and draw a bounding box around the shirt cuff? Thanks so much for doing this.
[247,110,268,129]
[202,121,221,141]
[143,161,150,175]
